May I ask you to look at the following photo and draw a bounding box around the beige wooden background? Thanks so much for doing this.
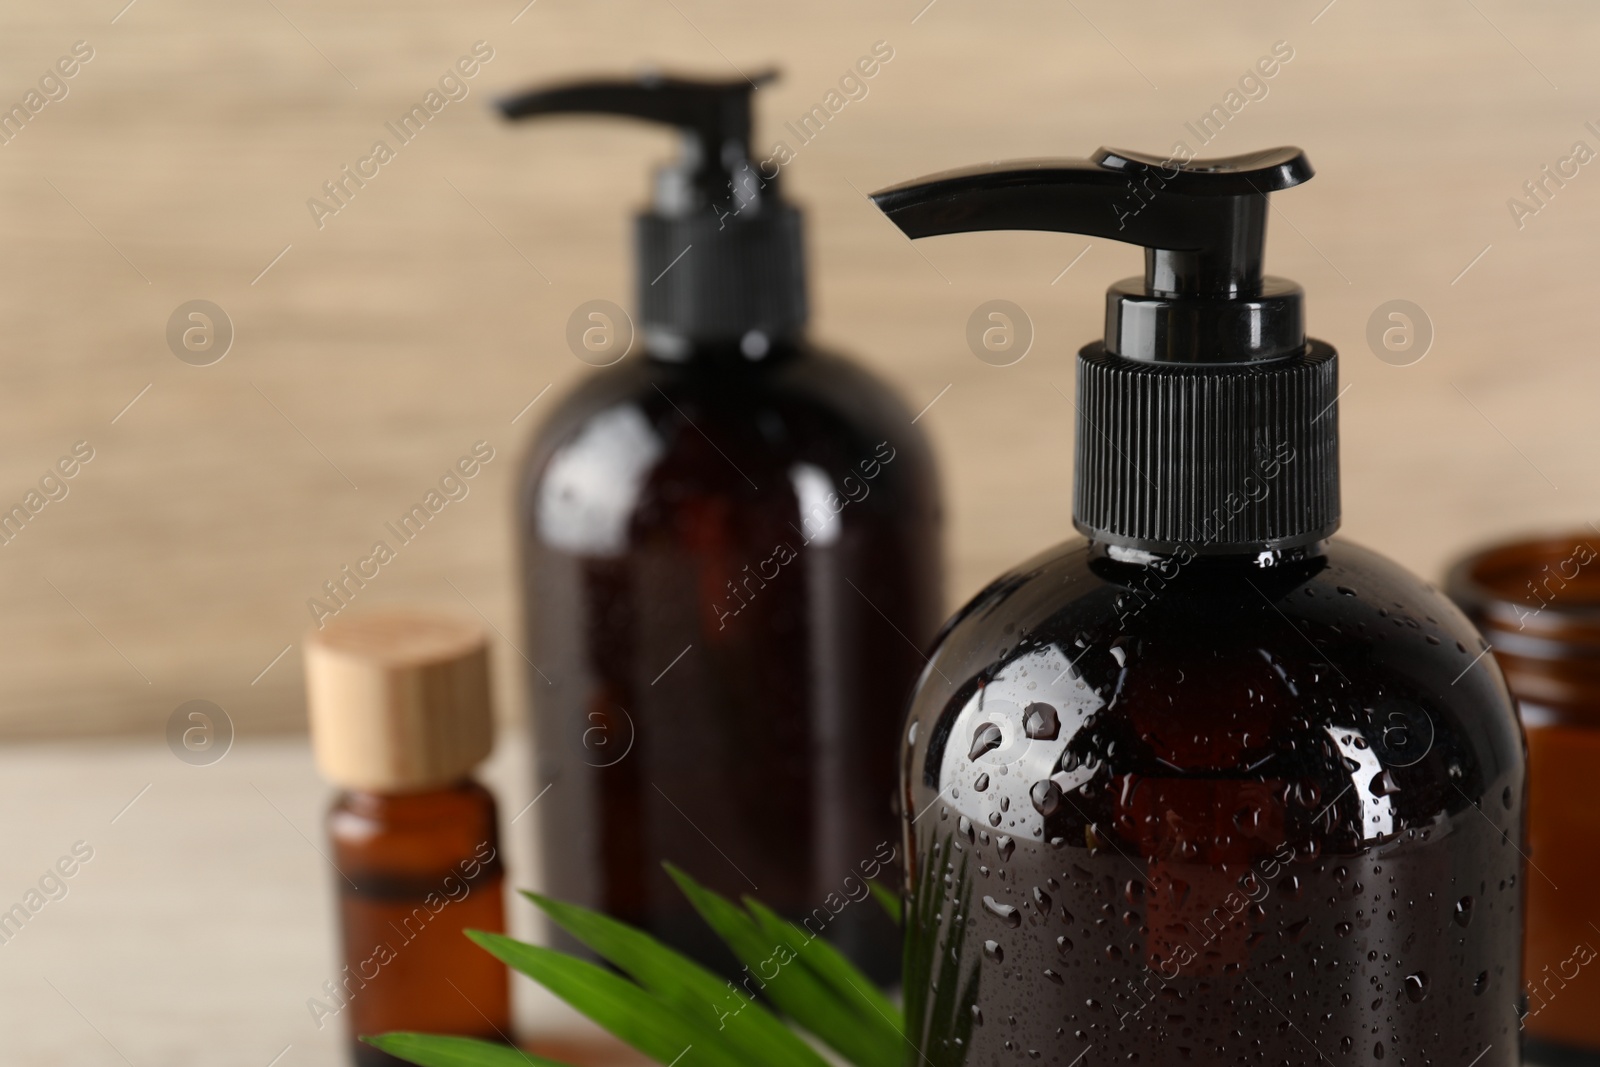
[1,0,1598,742]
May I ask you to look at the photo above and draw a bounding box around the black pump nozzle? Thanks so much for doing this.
[873,146,1338,555]
[873,147,1314,363]
[497,72,778,216]
[498,71,805,352]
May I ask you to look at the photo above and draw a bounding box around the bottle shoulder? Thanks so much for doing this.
[925,538,1499,697]
[526,345,927,456]
[518,345,940,556]
[327,779,501,878]
[908,538,1523,852]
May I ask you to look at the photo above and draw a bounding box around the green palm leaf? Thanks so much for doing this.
[902,833,979,1067]
[522,891,830,1067]
[666,866,902,1067]
[465,930,749,1067]
[363,1034,569,1067]
[371,866,909,1067]
[741,897,901,1029]
[869,880,903,926]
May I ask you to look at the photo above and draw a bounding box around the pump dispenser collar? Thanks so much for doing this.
[871,146,1339,556]
[498,72,806,350]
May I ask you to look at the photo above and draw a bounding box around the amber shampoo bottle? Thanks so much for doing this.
[872,149,1525,1065]
[498,74,941,981]
[305,610,512,1066]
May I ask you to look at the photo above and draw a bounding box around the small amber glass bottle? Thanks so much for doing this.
[1449,533,1600,1065]
[305,610,513,1067]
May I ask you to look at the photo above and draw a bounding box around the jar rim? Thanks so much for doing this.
[1446,532,1600,655]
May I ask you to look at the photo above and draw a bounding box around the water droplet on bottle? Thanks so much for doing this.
[958,815,975,843]
[1057,934,1073,955]
[1403,972,1428,1003]
[975,773,990,793]
[1278,874,1302,900]
[908,721,919,745]
[983,895,1022,928]
[1374,1040,1385,1060]
[969,722,1003,761]
[1340,1037,1352,1054]
[1291,780,1321,808]
[1032,886,1051,913]
[971,1005,983,1025]
[1503,786,1514,810]
[1043,968,1064,985]
[1369,769,1400,796]
[1334,922,1352,937]
[1337,585,1358,597]
[1454,896,1474,927]
[983,939,1004,961]
[1024,702,1060,740]
[996,835,1014,861]
[1110,646,1127,667]
[1473,970,1489,995]
[1031,779,1064,816]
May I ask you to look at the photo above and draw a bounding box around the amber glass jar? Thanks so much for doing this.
[1449,533,1600,1065]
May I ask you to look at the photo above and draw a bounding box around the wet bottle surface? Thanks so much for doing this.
[520,340,940,982]
[330,781,511,1067]
[870,145,1528,1064]
[901,540,1524,1066]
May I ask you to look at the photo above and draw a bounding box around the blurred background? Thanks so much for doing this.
[1,0,1596,1063]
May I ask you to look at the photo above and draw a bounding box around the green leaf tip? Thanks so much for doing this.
[869,880,903,926]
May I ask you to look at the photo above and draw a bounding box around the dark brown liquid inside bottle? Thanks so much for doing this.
[327,779,511,1067]
[1450,533,1600,1066]
[902,539,1524,1066]
[520,342,941,982]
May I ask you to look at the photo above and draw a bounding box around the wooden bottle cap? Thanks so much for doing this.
[304,608,494,791]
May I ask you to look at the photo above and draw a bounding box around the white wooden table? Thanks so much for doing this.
[0,730,652,1066]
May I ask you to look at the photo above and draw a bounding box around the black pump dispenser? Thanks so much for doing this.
[498,73,806,355]
[872,147,1338,555]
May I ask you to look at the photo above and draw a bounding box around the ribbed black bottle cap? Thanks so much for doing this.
[637,205,807,347]
[1073,341,1340,555]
